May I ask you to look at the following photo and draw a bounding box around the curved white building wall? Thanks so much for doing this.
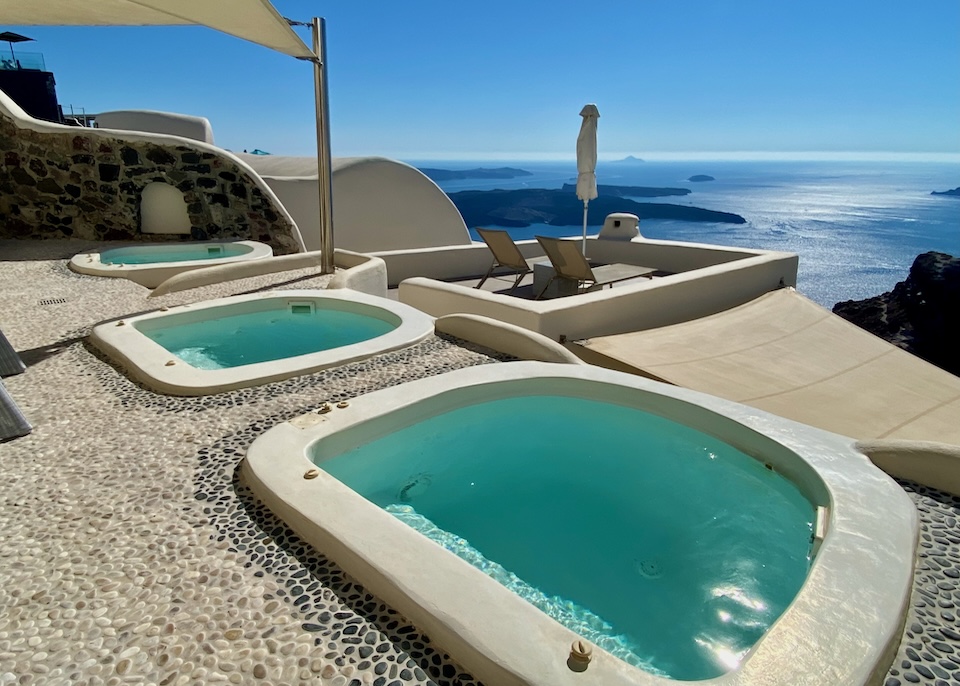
[95,110,215,144]
[239,155,471,253]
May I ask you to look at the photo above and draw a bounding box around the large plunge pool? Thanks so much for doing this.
[90,290,435,395]
[317,394,813,680]
[244,362,917,686]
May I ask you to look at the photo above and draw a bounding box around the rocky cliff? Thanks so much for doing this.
[833,252,960,376]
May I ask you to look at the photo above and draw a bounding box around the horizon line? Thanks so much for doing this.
[378,151,960,163]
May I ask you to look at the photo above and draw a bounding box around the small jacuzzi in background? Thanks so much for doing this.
[69,240,273,288]
[244,362,918,686]
[90,289,435,395]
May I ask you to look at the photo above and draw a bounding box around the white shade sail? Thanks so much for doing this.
[0,0,315,59]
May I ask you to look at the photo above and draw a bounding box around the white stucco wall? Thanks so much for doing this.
[399,240,799,341]
[95,110,215,144]
[238,155,471,253]
[140,182,192,234]
[858,440,960,497]
[377,235,796,291]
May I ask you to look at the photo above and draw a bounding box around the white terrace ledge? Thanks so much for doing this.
[149,249,388,299]
[397,237,798,341]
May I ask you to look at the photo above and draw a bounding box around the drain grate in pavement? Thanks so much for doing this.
[38,298,67,306]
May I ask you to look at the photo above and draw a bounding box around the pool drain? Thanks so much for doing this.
[636,558,663,579]
[398,473,432,502]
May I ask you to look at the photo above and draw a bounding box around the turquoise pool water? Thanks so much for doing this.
[138,305,396,369]
[315,395,815,681]
[100,243,249,265]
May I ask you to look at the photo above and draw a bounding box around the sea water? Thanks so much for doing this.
[317,395,814,680]
[410,159,960,307]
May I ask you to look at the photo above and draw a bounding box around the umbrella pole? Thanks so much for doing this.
[581,200,589,255]
[311,17,335,274]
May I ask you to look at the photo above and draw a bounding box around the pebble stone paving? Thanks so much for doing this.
[2,239,959,686]
[0,240,496,686]
[886,481,960,686]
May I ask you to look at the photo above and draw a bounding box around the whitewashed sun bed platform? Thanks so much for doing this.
[576,288,960,444]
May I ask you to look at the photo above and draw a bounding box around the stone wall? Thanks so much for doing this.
[0,113,303,254]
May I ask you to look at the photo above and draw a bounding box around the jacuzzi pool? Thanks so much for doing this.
[244,362,917,686]
[69,240,273,288]
[90,290,435,395]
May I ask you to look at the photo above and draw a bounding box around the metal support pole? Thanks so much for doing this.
[312,18,335,274]
[581,201,589,255]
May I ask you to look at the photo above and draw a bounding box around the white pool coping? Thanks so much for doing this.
[69,240,273,288]
[243,362,918,686]
[90,289,436,396]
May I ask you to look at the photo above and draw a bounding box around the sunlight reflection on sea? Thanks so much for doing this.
[419,160,959,307]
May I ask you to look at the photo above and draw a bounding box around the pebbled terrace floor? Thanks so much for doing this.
[1,239,957,686]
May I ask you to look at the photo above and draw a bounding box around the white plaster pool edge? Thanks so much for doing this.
[90,289,436,396]
[243,361,918,686]
[69,240,273,288]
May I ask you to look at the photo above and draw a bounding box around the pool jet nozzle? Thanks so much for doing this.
[567,639,593,672]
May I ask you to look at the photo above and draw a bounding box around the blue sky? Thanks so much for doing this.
[4,0,959,160]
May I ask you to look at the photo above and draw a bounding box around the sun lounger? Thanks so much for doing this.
[0,329,25,377]
[534,236,655,299]
[475,228,543,292]
[0,380,31,442]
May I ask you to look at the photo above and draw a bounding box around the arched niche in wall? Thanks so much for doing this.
[141,182,191,235]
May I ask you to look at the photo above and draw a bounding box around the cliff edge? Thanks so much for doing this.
[833,252,960,376]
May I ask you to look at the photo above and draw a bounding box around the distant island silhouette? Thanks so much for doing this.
[931,187,960,197]
[449,187,745,228]
[608,155,645,164]
[688,175,715,182]
[418,167,533,181]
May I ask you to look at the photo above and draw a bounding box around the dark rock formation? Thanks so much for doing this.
[688,175,715,182]
[560,183,690,198]
[931,187,960,197]
[449,188,746,228]
[833,252,960,376]
[418,167,533,181]
[0,110,301,253]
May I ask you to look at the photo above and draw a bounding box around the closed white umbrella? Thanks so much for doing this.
[576,103,600,255]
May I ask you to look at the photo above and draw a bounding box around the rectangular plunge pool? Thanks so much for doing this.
[138,305,397,369]
[89,290,435,395]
